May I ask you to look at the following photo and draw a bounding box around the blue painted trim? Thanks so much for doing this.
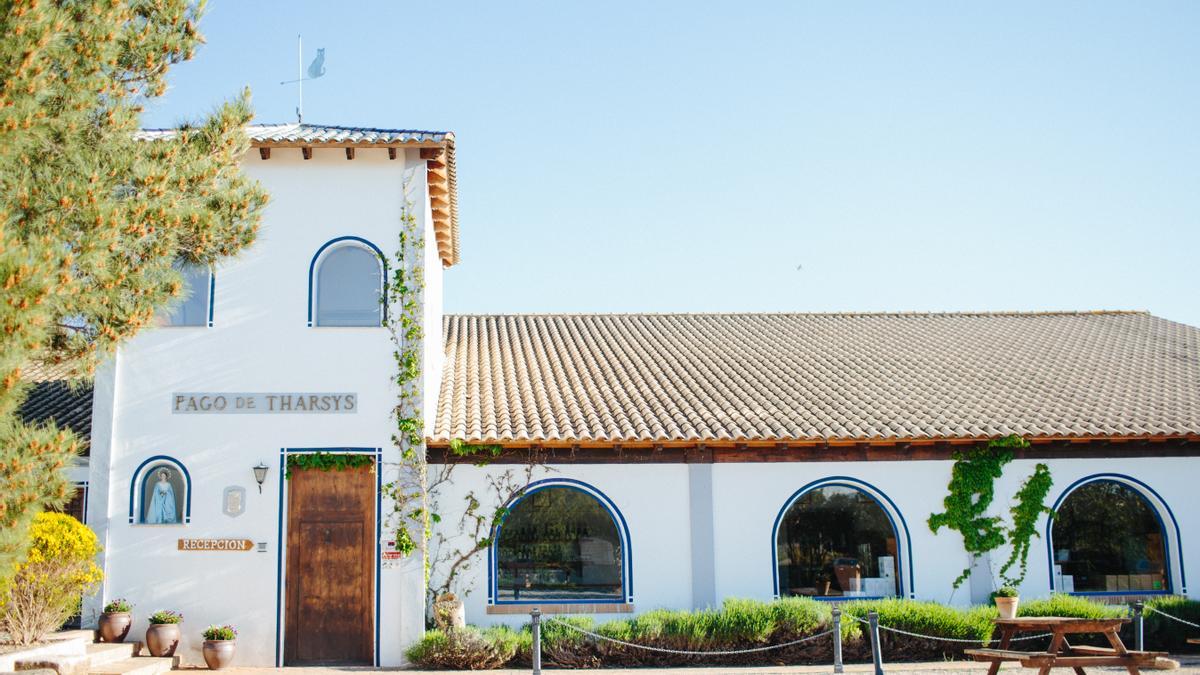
[127,456,191,524]
[374,451,381,668]
[306,236,388,327]
[1068,590,1172,597]
[274,451,285,668]
[1045,474,1184,595]
[275,447,381,667]
[206,271,215,327]
[771,476,914,600]
[489,478,633,605]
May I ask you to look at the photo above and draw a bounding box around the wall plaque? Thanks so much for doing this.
[172,392,357,414]
[178,538,254,552]
[222,486,245,518]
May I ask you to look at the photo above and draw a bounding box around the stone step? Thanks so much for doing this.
[85,642,140,668]
[87,655,178,675]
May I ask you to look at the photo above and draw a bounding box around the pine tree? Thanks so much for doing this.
[0,0,268,578]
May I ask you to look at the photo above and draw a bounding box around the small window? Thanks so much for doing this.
[776,486,899,598]
[495,487,624,602]
[162,262,211,327]
[1052,481,1168,593]
[140,464,186,524]
[315,245,383,327]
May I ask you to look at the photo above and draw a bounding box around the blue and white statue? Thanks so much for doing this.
[145,468,178,524]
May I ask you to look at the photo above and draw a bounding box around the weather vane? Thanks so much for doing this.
[280,35,326,123]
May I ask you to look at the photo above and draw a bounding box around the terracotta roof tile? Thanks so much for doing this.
[431,311,1200,445]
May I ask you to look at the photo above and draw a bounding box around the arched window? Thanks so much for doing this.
[1052,480,1168,593]
[129,457,190,525]
[494,484,626,603]
[162,261,212,327]
[313,243,383,327]
[776,485,899,598]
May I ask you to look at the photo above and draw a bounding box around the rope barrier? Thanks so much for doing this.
[1146,606,1200,630]
[845,614,1053,644]
[543,616,834,656]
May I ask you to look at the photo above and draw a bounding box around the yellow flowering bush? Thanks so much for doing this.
[1,513,102,645]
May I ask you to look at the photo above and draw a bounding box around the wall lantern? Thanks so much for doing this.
[252,462,269,493]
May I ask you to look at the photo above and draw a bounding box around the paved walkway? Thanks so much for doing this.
[213,654,1200,674]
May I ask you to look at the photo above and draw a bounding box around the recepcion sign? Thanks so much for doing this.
[172,392,357,414]
[177,538,255,552]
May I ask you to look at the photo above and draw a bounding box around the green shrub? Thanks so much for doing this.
[103,598,133,614]
[1145,596,1200,653]
[202,624,237,641]
[771,595,838,637]
[844,598,995,644]
[1019,593,1125,619]
[0,513,103,645]
[405,627,518,669]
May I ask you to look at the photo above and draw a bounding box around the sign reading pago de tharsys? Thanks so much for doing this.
[172,392,357,414]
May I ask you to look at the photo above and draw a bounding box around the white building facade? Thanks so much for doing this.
[78,125,457,667]
[21,125,1195,668]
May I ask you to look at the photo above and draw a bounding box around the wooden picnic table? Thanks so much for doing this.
[965,616,1165,675]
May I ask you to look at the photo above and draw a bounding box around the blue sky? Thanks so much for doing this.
[142,2,1200,325]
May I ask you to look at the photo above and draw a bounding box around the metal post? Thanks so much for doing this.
[868,610,884,675]
[1133,601,1144,651]
[832,607,844,673]
[531,608,542,675]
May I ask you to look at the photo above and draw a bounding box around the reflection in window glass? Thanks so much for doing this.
[776,486,899,598]
[316,246,382,327]
[1052,481,1167,593]
[140,465,185,524]
[496,487,623,602]
[164,263,210,326]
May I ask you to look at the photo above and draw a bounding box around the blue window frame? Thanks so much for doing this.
[489,479,632,605]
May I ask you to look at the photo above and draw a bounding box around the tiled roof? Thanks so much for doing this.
[17,363,93,452]
[135,123,451,145]
[431,311,1200,446]
[136,123,460,267]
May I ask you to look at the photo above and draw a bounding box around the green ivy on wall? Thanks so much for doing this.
[928,434,1053,589]
[285,452,374,479]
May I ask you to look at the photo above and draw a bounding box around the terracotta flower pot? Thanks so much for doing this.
[146,623,181,657]
[995,596,1020,619]
[98,612,132,643]
[202,640,236,670]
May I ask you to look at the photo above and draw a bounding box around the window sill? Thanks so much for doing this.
[487,603,634,615]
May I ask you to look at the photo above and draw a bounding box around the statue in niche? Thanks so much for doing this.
[145,468,178,524]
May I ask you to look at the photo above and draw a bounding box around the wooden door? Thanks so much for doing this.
[285,462,374,665]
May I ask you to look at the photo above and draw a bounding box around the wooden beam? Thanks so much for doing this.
[427,166,447,183]
[387,147,397,160]
[258,147,271,160]
[419,148,444,160]
[301,147,312,160]
[345,147,355,160]
[430,196,450,210]
[425,158,447,170]
[427,183,449,197]
[251,140,446,149]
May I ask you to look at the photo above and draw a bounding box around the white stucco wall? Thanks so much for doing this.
[437,456,1197,628]
[88,147,435,667]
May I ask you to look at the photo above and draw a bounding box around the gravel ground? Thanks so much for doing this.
[210,654,1200,674]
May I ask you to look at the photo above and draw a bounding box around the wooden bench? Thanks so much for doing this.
[969,616,1166,674]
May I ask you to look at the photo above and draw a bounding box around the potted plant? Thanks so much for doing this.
[994,585,1020,619]
[98,598,133,643]
[145,610,183,657]
[201,624,237,670]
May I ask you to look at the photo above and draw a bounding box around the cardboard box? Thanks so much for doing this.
[878,556,895,579]
[1061,575,1075,593]
[1116,575,1131,591]
[1106,575,1118,591]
